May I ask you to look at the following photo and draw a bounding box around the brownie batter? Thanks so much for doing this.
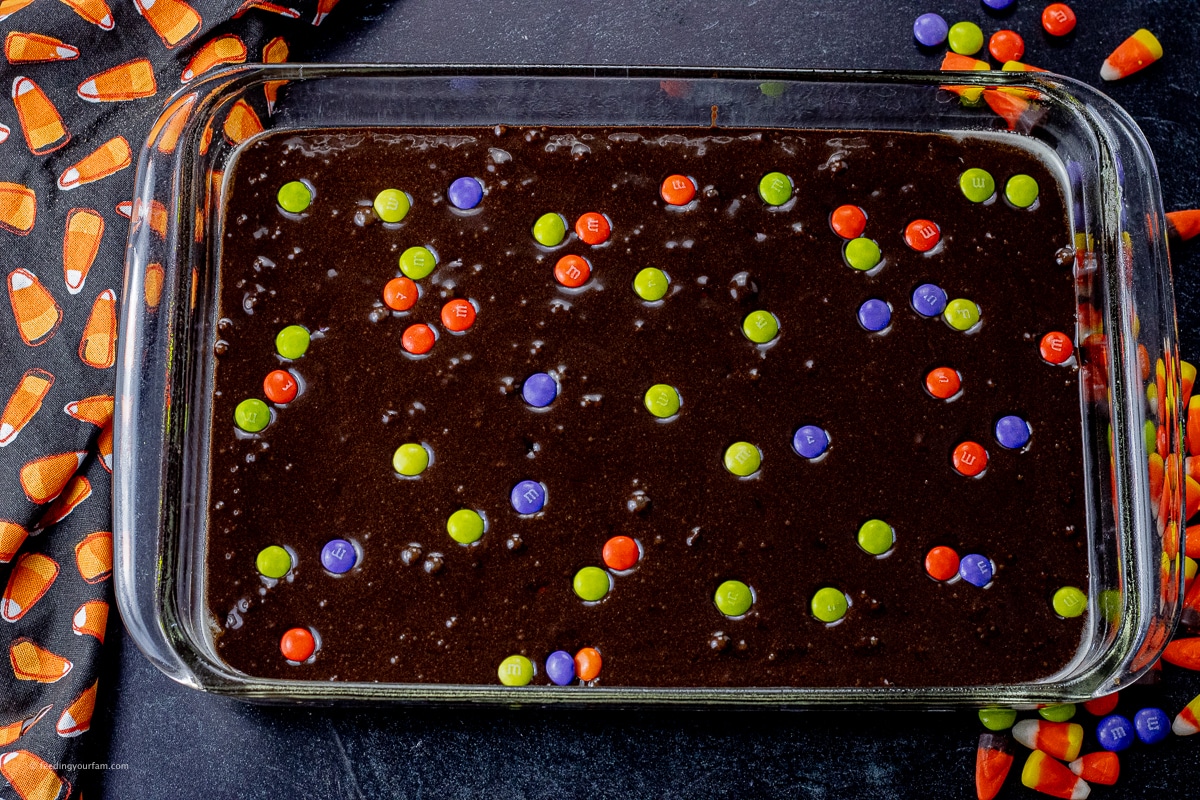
[206,126,1087,687]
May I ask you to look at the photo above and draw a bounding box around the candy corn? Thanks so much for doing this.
[1069,752,1119,785]
[1012,720,1084,762]
[77,58,156,102]
[9,638,73,682]
[97,421,112,473]
[1162,636,1200,670]
[0,520,29,563]
[4,32,80,63]
[0,0,36,23]
[1,553,58,622]
[64,394,112,427]
[0,705,49,747]
[1168,210,1200,242]
[151,92,196,153]
[62,208,104,295]
[982,89,1043,132]
[75,531,112,583]
[314,0,338,24]
[223,98,263,144]
[72,599,108,642]
[0,182,35,235]
[262,36,288,113]
[18,451,83,505]
[35,475,90,529]
[11,76,69,155]
[1,369,53,447]
[144,262,165,308]
[79,288,117,368]
[133,0,201,48]
[939,52,989,103]
[1021,750,1090,799]
[235,1,300,18]
[60,0,114,29]
[56,680,97,737]
[1101,30,1163,82]
[7,269,62,347]
[182,34,247,82]
[1173,692,1200,735]
[58,136,131,190]
[0,749,71,800]
[1181,574,1200,629]
[115,200,133,218]
[976,733,1014,800]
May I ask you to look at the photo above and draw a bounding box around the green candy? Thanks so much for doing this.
[844,237,882,271]
[759,81,786,98]
[811,587,848,623]
[943,298,981,332]
[373,188,410,223]
[1144,420,1157,454]
[634,268,670,302]
[724,442,761,477]
[447,509,485,544]
[532,212,567,247]
[256,545,291,579]
[275,325,310,359]
[714,579,754,617]
[948,21,984,55]
[235,398,270,432]
[978,707,1017,731]
[1006,174,1040,208]
[644,384,681,419]
[1053,586,1087,618]
[857,519,894,556]
[497,654,534,686]
[960,168,995,203]
[742,310,779,344]
[1039,703,1077,722]
[392,443,430,477]
[758,171,793,206]
[399,246,437,280]
[573,566,610,602]
[277,181,312,214]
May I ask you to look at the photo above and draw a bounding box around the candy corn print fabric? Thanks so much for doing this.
[1,2,338,797]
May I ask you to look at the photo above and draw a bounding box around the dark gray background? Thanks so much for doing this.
[92,2,1200,797]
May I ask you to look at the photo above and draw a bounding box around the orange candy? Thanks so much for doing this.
[1162,636,1200,670]
[402,323,436,355]
[383,276,418,311]
[574,647,602,681]
[1083,692,1119,717]
[830,204,866,239]
[953,441,988,477]
[280,627,316,661]
[1040,331,1074,364]
[554,255,591,288]
[1167,209,1200,242]
[660,174,696,206]
[976,733,1014,800]
[1069,751,1119,786]
[574,212,610,245]
[904,219,940,252]
[263,370,297,404]
[925,367,961,400]
[1041,3,1077,37]
[440,299,476,332]
[602,536,640,571]
[925,546,960,581]
[989,30,1025,63]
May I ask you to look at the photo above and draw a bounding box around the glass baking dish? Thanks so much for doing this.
[114,66,1184,706]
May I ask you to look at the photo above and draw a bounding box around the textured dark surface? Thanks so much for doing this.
[92,1,1200,798]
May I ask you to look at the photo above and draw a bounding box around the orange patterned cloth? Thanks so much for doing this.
[1,2,338,797]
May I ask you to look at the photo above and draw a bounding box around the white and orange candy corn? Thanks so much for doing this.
[1173,691,1200,735]
[36,475,91,529]
[0,705,50,748]
[64,394,112,427]
[79,288,117,369]
[19,451,84,504]
[0,749,71,800]
[58,136,131,190]
[1068,752,1119,786]
[4,32,79,63]
[223,98,262,144]
[11,76,68,155]
[60,0,114,29]
[314,0,338,24]
[97,421,113,473]
[1101,29,1163,82]
[0,182,35,235]
[182,34,246,82]
[1022,750,1090,799]
[7,269,62,347]
[62,208,104,294]
[0,0,36,23]
[1,368,53,447]
[144,262,165,309]
[1,553,58,622]
[78,58,156,102]
[262,36,288,113]
[72,599,108,642]
[9,638,72,682]
[56,680,97,737]
[0,520,29,563]
[1012,720,1084,762]
[133,0,201,48]
[150,92,196,153]
[76,531,112,583]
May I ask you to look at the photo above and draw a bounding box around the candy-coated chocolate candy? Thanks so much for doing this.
[511,480,546,514]
[1166,209,1200,242]
[758,172,792,206]
[263,370,297,404]
[392,443,430,476]
[844,237,881,271]
[575,212,610,245]
[497,654,534,686]
[235,398,270,432]
[399,245,437,280]
[811,587,848,623]
[1173,692,1200,735]
[982,0,1016,9]
[1006,174,1040,208]
[1040,703,1077,722]
[830,205,867,239]
[857,519,894,556]
[960,168,995,203]
[904,219,940,251]
[953,441,988,477]
[573,566,610,602]
[401,323,436,355]
[447,176,483,210]
[925,367,962,400]
[603,536,640,571]
[533,212,567,246]
[634,267,670,302]
[256,545,291,579]
[276,324,310,359]
[1095,714,1134,752]
[724,442,761,477]
[793,425,830,459]
[447,509,485,544]
[280,627,316,662]
[1040,332,1074,364]
[320,539,356,574]
[742,310,779,344]
[979,707,1018,731]
[545,650,575,685]
[575,647,602,681]
[912,283,948,317]
[995,415,1030,449]
[913,13,949,47]
[1133,707,1169,744]
[959,553,993,587]
[661,174,696,206]
[944,298,981,331]
[976,733,1015,800]
[1068,752,1119,786]
[948,21,984,55]
[989,30,1025,63]
[277,180,312,213]
[926,546,960,581]
[714,579,754,617]
[1021,750,1090,799]
[1163,636,1200,669]
[554,254,591,288]
[522,373,558,408]
[644,384,681,419]
[1013,720,1084,762]
[383,276,418,311]
[1101,29,1163,81]
[1042,3,1077,37]
[857,299,891,332]
[373,188,410,223]
[440,299,476,332]
[1083,693,1119,717]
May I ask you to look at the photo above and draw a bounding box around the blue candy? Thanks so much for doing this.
[1097,714,1136,752]
[858,299,891,332]
[958,554,993,587]
[913,13,949,47]
[912,283,948,317]
[523,372,558,408]
[448,176,483,210]
[545,650,576,686]
[994,415,1031,449]
[981,0,1015,9]
[793,425,830,459]
[320,538,357,574]
[1134,707,1171,744]
[511,480,546,514]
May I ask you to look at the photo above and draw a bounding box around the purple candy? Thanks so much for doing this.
[511,480,546,514]
[522,372,558,408]
[857,299,892,332]
[448,176,483,210]
[793,425,830,459]
[912,283,947,317]
[321,538,357,574]
[913,13,949,47]
[1097,714,1135,752]
[1134,707,1170,744]
[981,0,1015,10]
[545,650,576,686]
[958,554,993,587]
[994,415,1031,449]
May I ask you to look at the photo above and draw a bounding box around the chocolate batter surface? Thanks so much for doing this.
[207,126,1087,686]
